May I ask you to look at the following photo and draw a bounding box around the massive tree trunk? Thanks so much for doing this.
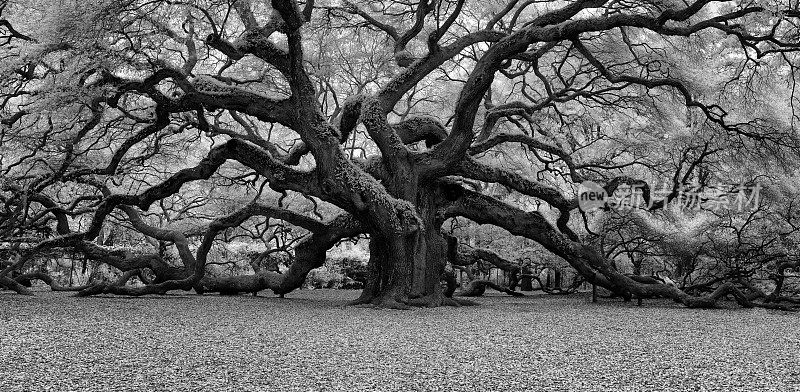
[353,205,464,307]
[349,175,453,308]
[405,186,455,307]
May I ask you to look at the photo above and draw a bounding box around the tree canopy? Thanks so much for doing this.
[2,0,800,309]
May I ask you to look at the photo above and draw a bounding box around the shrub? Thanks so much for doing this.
[305,267,345,289]
[335,257,368,285]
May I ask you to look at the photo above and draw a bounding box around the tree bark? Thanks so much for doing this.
[350,181,466,307]
[0,275,33,295]
[458,279,525,297]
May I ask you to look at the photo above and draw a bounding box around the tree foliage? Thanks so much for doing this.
[2,0,800,309]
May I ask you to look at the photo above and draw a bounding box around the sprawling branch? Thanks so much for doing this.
[12,139,319,274]
[198,213,364,295]
[441,182,792,309]
[433,0,790,171]
[469,132,583,182]
[457,159,578,239]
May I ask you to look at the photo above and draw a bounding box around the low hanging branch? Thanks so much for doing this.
[196,211,363,296]
[14,271,94,292]
[440,181,798,310]
[75,204,203,297]
[458,279,525,297]
[445,234,523,297]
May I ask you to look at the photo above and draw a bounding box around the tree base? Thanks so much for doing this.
[347,295,412,310]
[457,279,524,297]
[349,290,480,308]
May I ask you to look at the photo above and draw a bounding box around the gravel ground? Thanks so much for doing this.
[1,289,799,392]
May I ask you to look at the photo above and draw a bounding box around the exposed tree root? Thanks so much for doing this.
[406,292,463,307]
[372,296,412,310]
[450,297,480,306]
[350,289,479,308]
[442,270,458,298]
[457,279,524,297]
[347,292,376,306]
[346,289,412,309]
